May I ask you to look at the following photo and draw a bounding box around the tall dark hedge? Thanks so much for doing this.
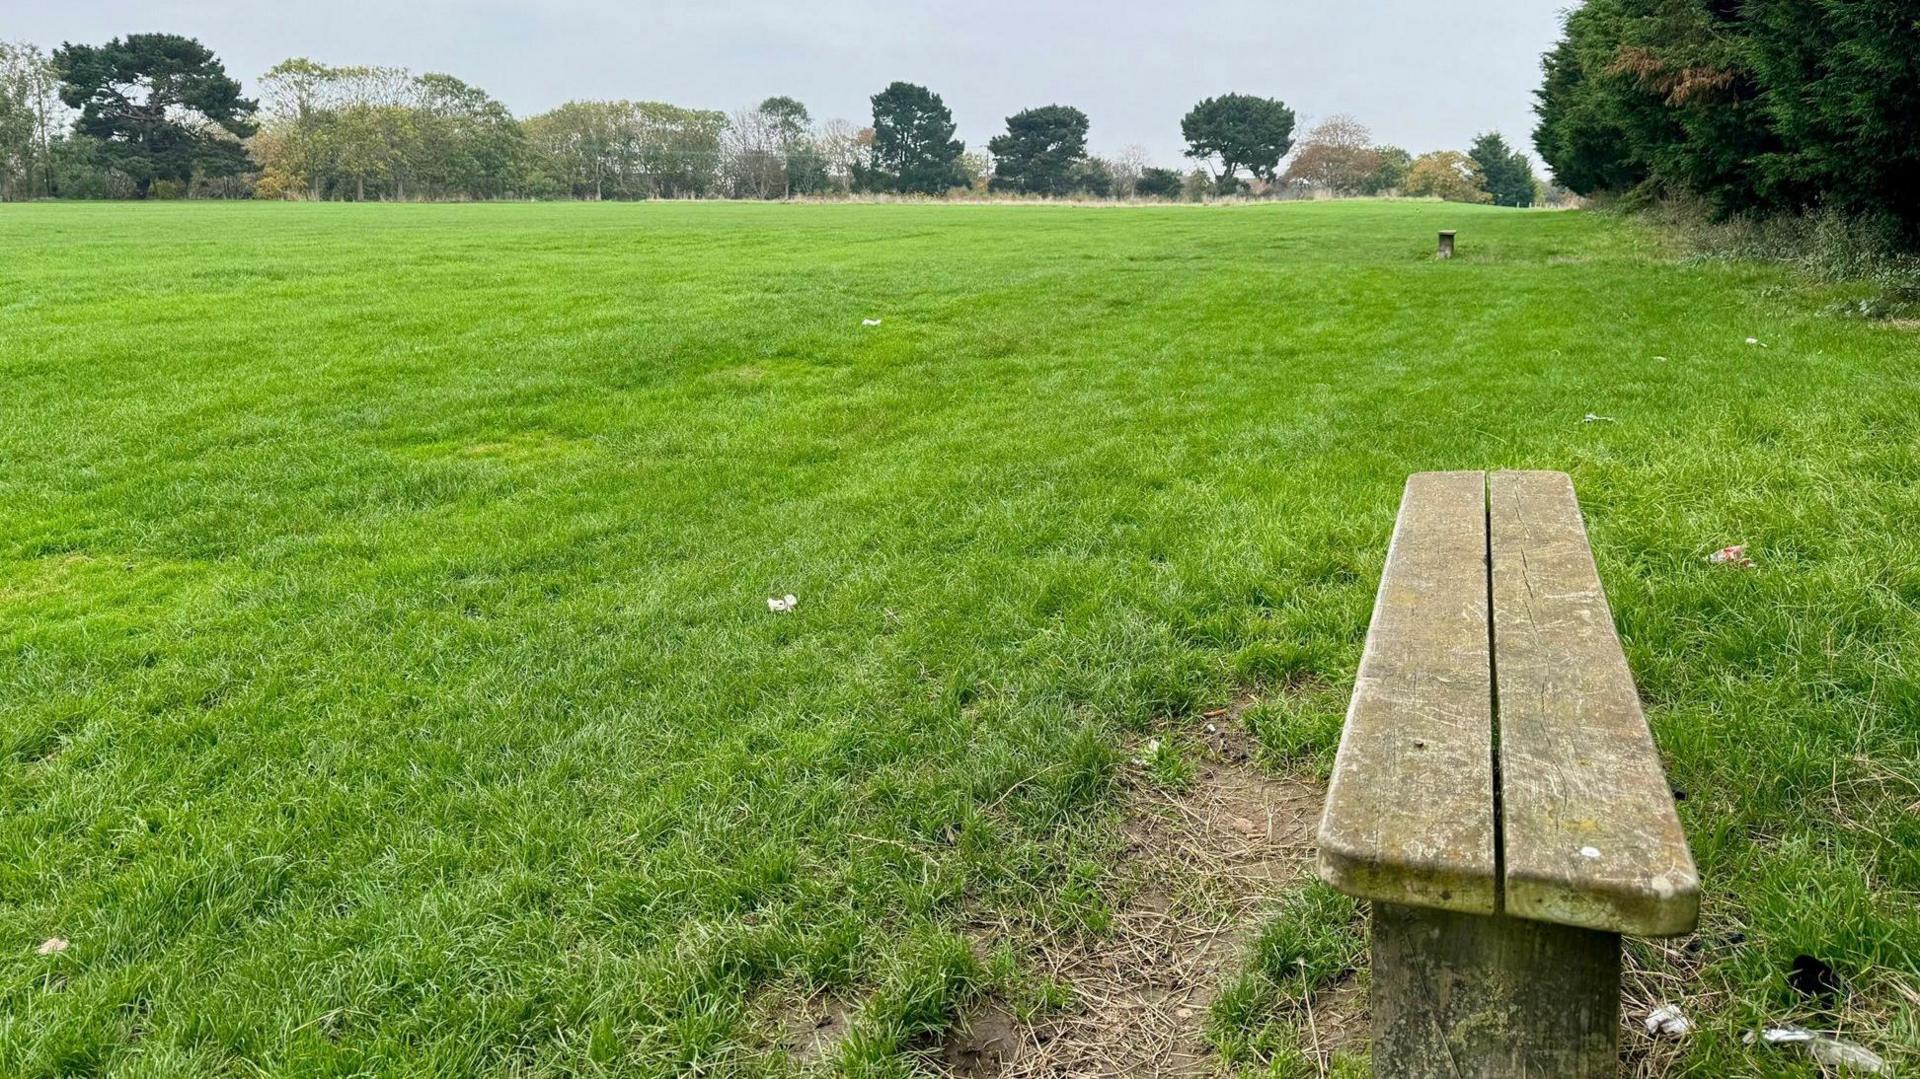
[1534,0,1920,244]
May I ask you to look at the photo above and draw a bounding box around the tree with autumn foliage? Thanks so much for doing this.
[1284,114,1404,196]
[1404,151,1493,204]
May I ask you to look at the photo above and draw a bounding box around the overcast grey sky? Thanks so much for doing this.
[11,2,1565,167]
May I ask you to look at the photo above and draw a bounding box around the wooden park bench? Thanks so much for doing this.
[1317,471,1698,1077]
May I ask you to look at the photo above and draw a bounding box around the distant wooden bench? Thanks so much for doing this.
[1317,471,1698,1077]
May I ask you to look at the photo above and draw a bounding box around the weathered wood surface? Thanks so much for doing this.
[1488,470,1699,936]
[1318,471,1497,915]
[1371,902,1620,1077]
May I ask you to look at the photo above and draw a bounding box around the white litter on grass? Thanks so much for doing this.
[1580,846,1602,859]
[1746,337,1769,348]
[1131,738,1163,767]
[1654,355,1670,362]
[35,938,68,956]
[767,594,798,613]
[1746,1028,1887,1073]
[1583,413,1616,423]
[1708,545,1754,568]
[1644,1004,1691,1038]
[861,318,883,327]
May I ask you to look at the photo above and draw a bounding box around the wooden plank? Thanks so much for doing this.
[1371,902,1620,1077]
[1489,470,1699,936]
[1318,471,1498,915]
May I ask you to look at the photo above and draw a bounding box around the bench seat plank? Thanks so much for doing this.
[1318,471,1498,915]
[1489,470,1699,936]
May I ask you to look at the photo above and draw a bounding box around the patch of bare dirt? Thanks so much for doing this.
[941,1000,1025,1076]
[944,703,1326,1077]
[1300,972,1367,1065]
[759,995,854,1069]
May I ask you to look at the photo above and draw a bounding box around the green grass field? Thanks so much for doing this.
[3,200,1917,1076]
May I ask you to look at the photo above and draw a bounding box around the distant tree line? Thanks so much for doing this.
[1273,116,1542,206]
[251,60,522,201]
[3,32,1544,207]
[1534,0,1920,245]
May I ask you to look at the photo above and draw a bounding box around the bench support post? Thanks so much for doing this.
[1370,902,1620,1078]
